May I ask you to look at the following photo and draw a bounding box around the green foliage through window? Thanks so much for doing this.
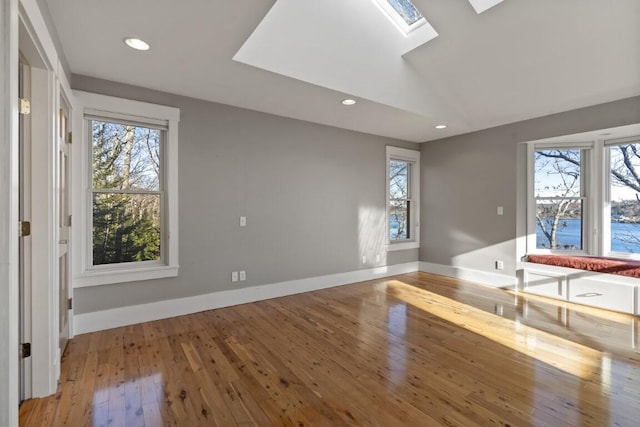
[91,120,162,265]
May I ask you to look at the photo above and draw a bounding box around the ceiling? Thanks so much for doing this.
[44,0,640,142]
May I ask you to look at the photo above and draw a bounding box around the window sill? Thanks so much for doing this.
[73,264,179,288]
[387,241,420,251]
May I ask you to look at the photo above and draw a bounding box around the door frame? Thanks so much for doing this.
[57,90,72,356]
[0,0,20,425]
[16,0,74,400]
[19,54,33,403]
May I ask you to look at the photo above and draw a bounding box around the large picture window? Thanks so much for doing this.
[386,146,420,251]
[73,91,180,286]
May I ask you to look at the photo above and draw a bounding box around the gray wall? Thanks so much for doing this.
[72,75,418,314]
[420,95,640,277]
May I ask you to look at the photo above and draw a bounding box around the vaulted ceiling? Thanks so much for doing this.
[45,0,640,142]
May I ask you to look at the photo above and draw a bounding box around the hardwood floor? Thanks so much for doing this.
[19,272,640,426]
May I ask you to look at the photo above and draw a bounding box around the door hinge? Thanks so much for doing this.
[67,215,72,227]
[66,131,72,144]
[67,298,73,310]
[20,343,31,358]
[19,221,31,237]
[19,98,31,115]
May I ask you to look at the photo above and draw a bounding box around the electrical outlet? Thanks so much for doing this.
[239,270,246,281]
[375,254,381,263]
[495,260,504,270]
[361,256,366,264]
[231,271,238,282]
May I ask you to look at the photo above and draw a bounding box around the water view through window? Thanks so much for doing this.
[534,149,584,251]
[609,142,640,253]
[534,144,640,253]
[389,159,410,240]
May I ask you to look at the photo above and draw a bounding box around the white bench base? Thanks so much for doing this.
[521,262,639,315]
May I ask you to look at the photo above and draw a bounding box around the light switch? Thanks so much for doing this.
[497,206,504,215]
[240,216,246,227]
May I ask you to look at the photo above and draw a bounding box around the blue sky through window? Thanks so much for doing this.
[386,0,424,26]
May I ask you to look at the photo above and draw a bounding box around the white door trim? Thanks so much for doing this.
[18,0,69,398]
[0,0,20,425]
[29,65,58,397]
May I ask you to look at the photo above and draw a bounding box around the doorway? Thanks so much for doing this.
[18,55,32,403]
[58,95,71,354]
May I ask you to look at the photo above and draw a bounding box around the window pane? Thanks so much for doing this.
[389,160,409,199]
[534,149,581,198]
[609,143,640,253]
[385,0,424,26]
[390,200,410,240]
[93,193,161,265]
[389,159,410,241]
[535,199,582,250]
[92,120,161,191]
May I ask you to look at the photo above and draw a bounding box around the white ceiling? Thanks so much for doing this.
[45,0,640,142]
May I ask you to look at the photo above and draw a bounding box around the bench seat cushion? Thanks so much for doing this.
[527,254,640,278]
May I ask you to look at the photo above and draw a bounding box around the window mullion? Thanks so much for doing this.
[92,188,161,195]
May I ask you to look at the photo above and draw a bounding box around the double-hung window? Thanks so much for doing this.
[90,120,163,265]
[73,91,180,286]
[533,147,588,252]
[386,146,420,251]
[606,137,640,256]
[528,133,640,259]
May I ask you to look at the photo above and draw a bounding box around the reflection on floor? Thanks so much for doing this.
[19,272,640,426]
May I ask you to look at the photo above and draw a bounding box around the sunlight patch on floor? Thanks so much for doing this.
[386,280,603,379]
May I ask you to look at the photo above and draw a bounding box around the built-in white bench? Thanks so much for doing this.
[521,256,640,315]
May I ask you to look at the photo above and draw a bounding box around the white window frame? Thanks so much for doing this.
[527,142,593,256]
[386,146,420,251]
[72,91,179,287]
[604,136,640,260]
[527,135,640,260]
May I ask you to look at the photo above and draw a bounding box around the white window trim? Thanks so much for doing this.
[603,136,640,259]
[527,142,594,256]
[386,145,420,251]
[527,136,640,260]
[72,91,180,287]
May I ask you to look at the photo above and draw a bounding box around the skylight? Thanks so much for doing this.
[374,0,426,34]
[387,0,423,26]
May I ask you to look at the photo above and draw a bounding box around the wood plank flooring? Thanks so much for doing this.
[19,272,640,426]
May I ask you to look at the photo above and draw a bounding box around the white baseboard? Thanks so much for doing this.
[419,261,517,288]
[73,261,420,334]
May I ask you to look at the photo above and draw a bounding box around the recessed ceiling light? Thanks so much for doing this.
[435,124,447,129]
[124,38,150,51]
[341,99,356,106]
